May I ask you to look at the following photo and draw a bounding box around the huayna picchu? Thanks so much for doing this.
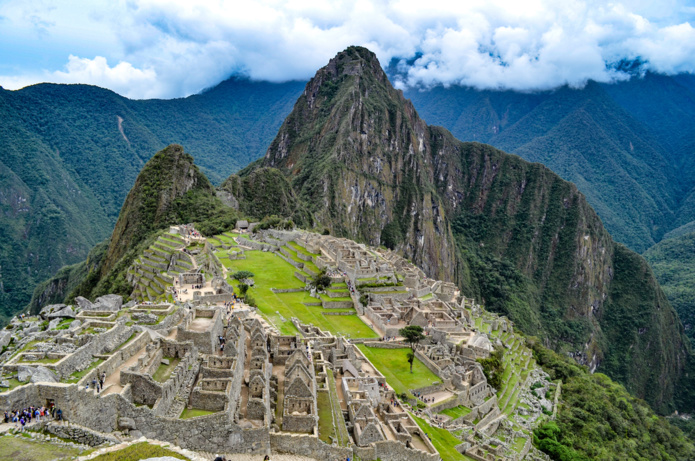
[2,47,695,460]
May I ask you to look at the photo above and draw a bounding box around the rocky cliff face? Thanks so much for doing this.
[242,46,693,413]
[259,46,458,282]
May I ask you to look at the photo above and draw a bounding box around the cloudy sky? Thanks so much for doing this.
[0,0,694,99]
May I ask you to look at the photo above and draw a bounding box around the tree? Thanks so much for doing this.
[399,325,425,351]
[232,270,254,282]
[407,351,415,373]
[311,269,332,291]
[238,283,249,297]
[477,347,504,390]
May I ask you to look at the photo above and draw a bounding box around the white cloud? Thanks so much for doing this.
[0,0,693,98]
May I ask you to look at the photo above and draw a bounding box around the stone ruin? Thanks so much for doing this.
[0,227,555,461]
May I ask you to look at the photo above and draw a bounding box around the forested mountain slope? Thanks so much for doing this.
[0,79,303,324]
[405,73,695,253]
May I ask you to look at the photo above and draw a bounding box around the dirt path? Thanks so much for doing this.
[101,345,147,396]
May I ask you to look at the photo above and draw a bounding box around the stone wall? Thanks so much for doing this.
[43,421,120,446]
[190,387,228,412]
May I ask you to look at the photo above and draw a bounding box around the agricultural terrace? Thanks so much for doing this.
[215,239,377,338]
[357,345,439,396]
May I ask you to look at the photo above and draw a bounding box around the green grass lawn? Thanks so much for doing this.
[65,358,105,383]
[152,358,180,383]
[440,405,472,419]
[317,391,336,444]
[91,442,187,460]
[283,245,321,273]
[0,435,83,461]
[288,241,319,256]
[357,345,439,395]
[512,436,527,453]
[179,408,216,419]
[0,378,25,392]
[18,356,60,364]
[222,250,376,338]
[411,415,472,460]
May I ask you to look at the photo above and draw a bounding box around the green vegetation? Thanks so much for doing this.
[357,345,438,396]
[317,370,349,446]
[477,347,504,390]
[152,358,181,383]
[406,74,695,254]
[0,78,304,327]
[411,414,470,460]
[530,338,695,460]
[65,358,105,383]
[644,231,695,342]
[0,434,82,461]
[439,405,472,419]
[179,408,216,419]
[399,325,425,352]
[221,248,376,337]
[90,442,188,460]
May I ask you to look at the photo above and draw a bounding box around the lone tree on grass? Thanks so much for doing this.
[399,326,425,372]
[406,351,416,373]
[311,269,332,291]
[232,270,254,283]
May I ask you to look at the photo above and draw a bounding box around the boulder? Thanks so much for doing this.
[40,303,66,319]
[94,294,123,311]
[117,417,137,430]
[123,300,137,309]
[0,380,9,388]
[75,296,94,311]
[0,331,11,349]
[48,318,62,330]
[69,320,82,331]
[18,365,59,383]
[47,306,76,319]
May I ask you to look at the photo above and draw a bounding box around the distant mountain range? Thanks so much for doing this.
[0,79,304,324]
[404,72,695,253]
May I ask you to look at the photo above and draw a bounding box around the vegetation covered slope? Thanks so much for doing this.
[239,46,693,414]
[29,144,238,310]
[530,338,695,461]
[405,73,695,254]
[0,78,303,325]
[644,232,695,342]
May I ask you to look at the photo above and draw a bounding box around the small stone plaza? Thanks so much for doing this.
[0,225,556,460]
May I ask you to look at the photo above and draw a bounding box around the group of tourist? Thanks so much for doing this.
[218,335,227,354]
[380,336,398,341]
[414,392,435,404]
[86,371,107,393]
[3,404,63,430]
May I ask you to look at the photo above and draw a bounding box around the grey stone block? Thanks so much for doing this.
[94,294,123,311]
[75,296,94,311]
[17,365,58,383]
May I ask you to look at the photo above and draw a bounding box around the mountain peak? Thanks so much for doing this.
[100,144,213,276]
[322,46,386,80]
